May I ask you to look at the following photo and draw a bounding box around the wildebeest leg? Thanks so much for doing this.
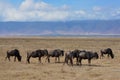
[58,57,60,62]
[70,58,73,66]
[27,57,30,64]
[88,59,91,66]
[63,57,68,65]
[27,53,30,63]
[5,55,10,61]
[8,56,10,61]
[38,57,41,63]
[5,56,8,61]
[107,54,110,58]
[45,56,50,63]
[14,56,16,62]
[100,54,102,59]
[48,56,50,63]
[66,58,68,64]
[79,58,82,66]
[5,56,10,61]
[45,56,48,62]
[100,53,104,59]
[55,57,57,63]
[76,58,79,65]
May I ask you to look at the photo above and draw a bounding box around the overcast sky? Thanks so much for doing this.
[0,0,120,21]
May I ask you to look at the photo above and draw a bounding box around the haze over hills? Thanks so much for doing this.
[0,20,120,36]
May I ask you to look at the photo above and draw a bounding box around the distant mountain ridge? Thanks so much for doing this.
[0,20,120,36]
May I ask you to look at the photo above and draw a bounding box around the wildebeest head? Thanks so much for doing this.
[18,56,22,62]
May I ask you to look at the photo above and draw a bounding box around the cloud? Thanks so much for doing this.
[75,10,86,15]
[112,8,120,18]
[0,2,12,15]
[93,6,102,11]
[0,0,70,21]
[0,0,120,21]
[19,0,51,11]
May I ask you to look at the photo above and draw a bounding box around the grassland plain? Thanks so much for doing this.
[0,37,120,80]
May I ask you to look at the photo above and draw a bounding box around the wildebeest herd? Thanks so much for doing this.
[5,48,114,66]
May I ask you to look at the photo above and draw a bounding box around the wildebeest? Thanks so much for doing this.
[78,51,99,65]
[71,49,81,65]
[5,49,22,62]
[27,49,48,64]
[100,48,114,59]
[64,50,86,66]
[46,49,64,63]
[63,51,74,66]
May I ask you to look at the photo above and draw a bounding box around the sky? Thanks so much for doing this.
[0,0,120,21]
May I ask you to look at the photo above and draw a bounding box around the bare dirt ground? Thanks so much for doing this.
[0,37,120,80]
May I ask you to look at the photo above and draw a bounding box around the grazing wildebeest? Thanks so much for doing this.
[5,49,22,62]
[78,51,99,65]
[46,49,64,63]
[27,49,48,64]
[63,51,74,66]
[100,48,114,59]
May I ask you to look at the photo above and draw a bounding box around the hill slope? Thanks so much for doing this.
[0,20,120,36]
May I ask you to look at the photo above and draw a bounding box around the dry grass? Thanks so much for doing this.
[0,37,120,80]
